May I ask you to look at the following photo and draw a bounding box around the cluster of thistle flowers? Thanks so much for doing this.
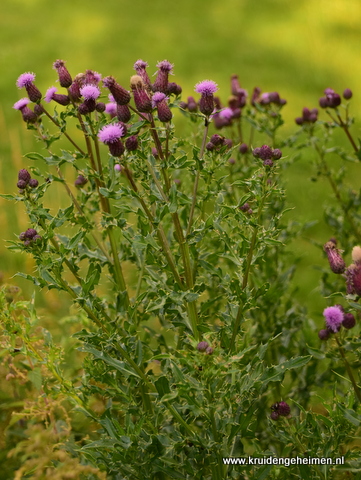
[270,401,291,421]
[196,341,214,355]
[295,88,353,125]
[252,144,282,168]
[181,73,285,146]
[18,228,42,247]
[320,240,360,339]
[16,168,38,191]
[13,59,185,161]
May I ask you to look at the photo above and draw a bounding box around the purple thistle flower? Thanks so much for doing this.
[98,124,125,157]
[323,306,343,333]
[195,80,218,116]
[153,93,172,123]
[153,60,174,94]
[134,59,151,87]
[346,264,361,296]
[80,84,101,100]
[195,80,218,96]
[323,241,345,274]
[219,107,234,121]
[13,98,37,123]
[44,86,70,106]
[84,70,102,85]
[156,60,174,73]
[53,60,72,88]
[16,72,42,102]
[105,103,117,116]
[152,92,167,107]
[13,98,31,110]
[45,86,57,103]
[98,124,125,144]
[16,72,36,88]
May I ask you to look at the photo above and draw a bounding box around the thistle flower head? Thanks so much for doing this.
[104,103,117,115]
[134,59,149,71]
[156,60,174,73]
[98,124,125,144]
[53,59,72,88]
[130,75,145,90]
[323,306,343,333]
[16,72,36,88]
[44,86,57,103]
[152,92,167,106]
[195,80,218,96]
[13,98,31,110]
[323,241,346,274]
[219,107,234,120]
[80,84,101,100]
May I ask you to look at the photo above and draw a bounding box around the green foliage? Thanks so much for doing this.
[2,60,361,479]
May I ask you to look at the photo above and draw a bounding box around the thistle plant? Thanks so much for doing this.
[4,58,361,479]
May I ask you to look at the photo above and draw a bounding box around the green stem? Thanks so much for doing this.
[312,138,361,239]
[123,165,184,290]
[186,119,210,237]
[336,113,359,154]
[229,174,269,353]
[41,106,86,155]
[335,336,361,403]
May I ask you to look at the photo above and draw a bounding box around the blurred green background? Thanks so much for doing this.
[1,0,360,318]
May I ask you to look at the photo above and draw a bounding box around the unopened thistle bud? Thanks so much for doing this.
[98,124,125,157]
[53,60,72,88]
[167,82,182,96]
[195,80,218,116]
[125,135,139,151]
[342,313,356,329]
[343,88,352,100]
[130,75,152,112]
[28,178,39,188]
[74,175,88,187]
[196,341,209,352]
[318,329,330,340]
[95,102,106,113]
[103,76,131,105]
[116,104,131,122]
[153,60,174,93]
[44,86,70,106]
[16,72,42,103]
[18,169,31,184]
[187,96,198,112]
[323,241,345,274]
